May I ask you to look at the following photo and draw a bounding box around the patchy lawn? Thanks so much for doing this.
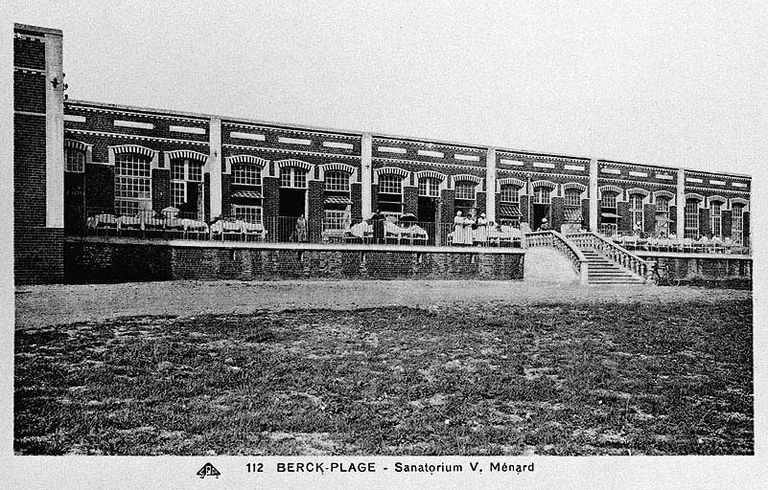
[15,298,752,455]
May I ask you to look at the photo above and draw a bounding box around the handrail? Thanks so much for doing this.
[525,230,589,285]
[566,231,650,281]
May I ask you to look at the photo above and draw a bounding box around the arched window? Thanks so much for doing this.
[500,184,520,203]
[629,194,644,230]
[65,147,85,172]
[564,189,581,207]
[418,177,440,197]
[710,201,723,237]
[114,153,152,216]
[684,199,700,239]
[732,203,745,244]
[280,167,307,188]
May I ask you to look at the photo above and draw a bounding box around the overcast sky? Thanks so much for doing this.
[13,0,768,175]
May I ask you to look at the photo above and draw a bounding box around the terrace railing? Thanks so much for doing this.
[77,209,523,249]
[567,231,649,281]
[525,230,589,285]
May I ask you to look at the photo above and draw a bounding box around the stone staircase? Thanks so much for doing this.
[580,248,645,285]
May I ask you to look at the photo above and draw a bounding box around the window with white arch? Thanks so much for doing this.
[684,199,700,239]
[377,174,403,215]
[114,153,152,216]
[170,158,204,210]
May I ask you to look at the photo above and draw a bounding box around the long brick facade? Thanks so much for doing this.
[14,23,753,284]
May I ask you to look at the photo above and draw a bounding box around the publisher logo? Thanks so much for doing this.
[197,462,221,479]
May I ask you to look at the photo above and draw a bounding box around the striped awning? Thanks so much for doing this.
[324,196,353,205]
[564,208,582,222]
[601,212,621,219]
[232,190,263,199]
[498,204,521,217]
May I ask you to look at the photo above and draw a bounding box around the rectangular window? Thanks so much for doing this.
[233,164,262,186]
[324,171,350,191]
[534,187,551,204]
[710,201,722,236]
[323,209,350,230]
[500,185,520,203]
[65,148,85,172]
[378,175,402,195]
[630,195,644,229]
[114,154,152,215]
[187,163,203,182]
[601,193,616,209]
[656,197,669,213]
[171,181,186,208]
[455,182,476,200]
[564,190,580,207]
[732,204,744,244]
[232,204,262,223]
[684,200,699,238]
[171,160,185,181]
[280,167,307,188]
[418,178,440,197]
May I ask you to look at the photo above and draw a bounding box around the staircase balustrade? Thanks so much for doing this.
[566,231,649,281]
[525,231,589,285]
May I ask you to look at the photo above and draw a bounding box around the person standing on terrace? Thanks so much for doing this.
[295,214,308,242]
[371,208,385,244]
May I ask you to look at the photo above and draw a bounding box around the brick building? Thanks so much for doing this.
[14,23,752,284]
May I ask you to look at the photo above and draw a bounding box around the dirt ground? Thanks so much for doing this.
[15,279,751,329]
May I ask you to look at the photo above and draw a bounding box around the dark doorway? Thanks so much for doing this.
[417,196,436,222]
[418,196,437,245]
[182,182,202,220]
[532,204,550,231]
[279,188,306,241]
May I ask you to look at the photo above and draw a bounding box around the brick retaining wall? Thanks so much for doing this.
[64,238,525,283]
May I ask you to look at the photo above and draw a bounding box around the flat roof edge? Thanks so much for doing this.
[64,99,752,179]
[14,23,62,36]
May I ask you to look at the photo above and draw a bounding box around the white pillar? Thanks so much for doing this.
[485,147,496,222]
[45,31,64,228]
[676,167,685,238]
[361,133,372,218]
[589,158,598,232]
[208,116,222,219]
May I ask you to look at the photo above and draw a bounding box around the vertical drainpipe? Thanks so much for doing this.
[485,147,496,222]
[45,31,64,229]
[209,116,222,219]
[361,133,373,219]
[676,167,686,238]
[589,158,598,232]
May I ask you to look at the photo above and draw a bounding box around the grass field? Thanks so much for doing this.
[14,285,752,456]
